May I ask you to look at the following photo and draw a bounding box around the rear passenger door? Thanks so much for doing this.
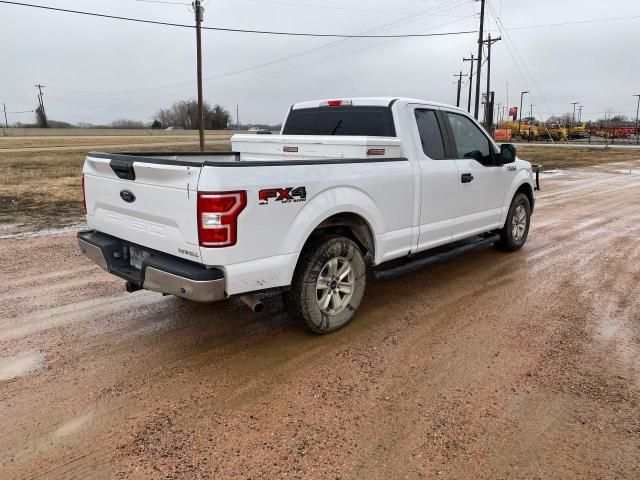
[410,106,460,251]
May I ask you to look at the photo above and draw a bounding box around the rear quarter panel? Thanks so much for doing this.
[198,160,415,293]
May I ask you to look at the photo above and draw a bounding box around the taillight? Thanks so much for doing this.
[198,191,247,247]
[82,174,87,212]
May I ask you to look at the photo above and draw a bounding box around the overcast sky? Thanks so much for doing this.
[1,0,639,125]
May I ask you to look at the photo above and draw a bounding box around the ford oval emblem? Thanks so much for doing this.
[120,190,136,203]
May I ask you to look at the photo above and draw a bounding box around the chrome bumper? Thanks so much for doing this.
[142,266,225,302]
[77,230,225,303]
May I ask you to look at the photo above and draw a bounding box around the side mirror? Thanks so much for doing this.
[500,143,517,164]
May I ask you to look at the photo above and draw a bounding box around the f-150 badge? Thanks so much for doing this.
[259,187,307,205]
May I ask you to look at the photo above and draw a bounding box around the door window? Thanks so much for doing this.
[446,112,494,165]
[414,109,446,160]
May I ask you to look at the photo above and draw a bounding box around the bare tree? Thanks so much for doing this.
[154,100,230,130]
[109,118,145,129]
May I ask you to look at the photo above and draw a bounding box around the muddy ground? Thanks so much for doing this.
[1,161,640,479]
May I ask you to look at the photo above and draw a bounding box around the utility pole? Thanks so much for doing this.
[1,103,7,137]
[236,104,240,128]
[518,90,528,136]
[577,105,583,124]
[634,94,640,144]
[506,82,509,117]
[463,55,477,114]
[483,33,501,128]
[473,0,486,120]
[34,84,48,127]
[570,102,578,129]
[194,0,205,152]
[453,71,464,107]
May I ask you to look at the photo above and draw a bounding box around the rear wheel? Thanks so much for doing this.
[496,193,531,251]
[284,235,366,334]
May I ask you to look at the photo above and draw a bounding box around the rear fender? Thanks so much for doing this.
[283,186,383,260]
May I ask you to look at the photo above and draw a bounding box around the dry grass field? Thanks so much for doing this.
[517,145,640,170]
[0,135,231,234]
[1,135,639,235]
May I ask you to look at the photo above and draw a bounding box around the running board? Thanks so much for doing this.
[374,234,501,280]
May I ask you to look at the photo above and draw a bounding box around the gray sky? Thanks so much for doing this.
[1,0,639,125]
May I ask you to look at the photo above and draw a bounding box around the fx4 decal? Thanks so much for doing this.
[259,187,307,205]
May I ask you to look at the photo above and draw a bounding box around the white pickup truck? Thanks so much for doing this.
[78,97,537,333]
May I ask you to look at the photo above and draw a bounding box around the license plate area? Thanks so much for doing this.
[129,246,151,271]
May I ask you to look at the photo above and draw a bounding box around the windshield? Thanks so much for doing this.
[282,106,396,137]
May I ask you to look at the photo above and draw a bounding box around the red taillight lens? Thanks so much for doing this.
[198,191,247,247]
[82,174,87,212]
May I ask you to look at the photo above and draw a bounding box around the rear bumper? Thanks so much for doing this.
[77,230,225,302]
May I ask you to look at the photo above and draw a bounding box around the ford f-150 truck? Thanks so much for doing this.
[78,97,536,333]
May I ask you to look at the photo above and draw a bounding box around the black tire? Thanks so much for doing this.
[495,193,531,251]
[284,235,366,334]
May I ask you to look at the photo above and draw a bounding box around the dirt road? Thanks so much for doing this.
[1,161,639,479]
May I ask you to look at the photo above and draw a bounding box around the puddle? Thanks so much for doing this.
[540,169,566,177]
[0,351,44,380]
[53,412,94,438]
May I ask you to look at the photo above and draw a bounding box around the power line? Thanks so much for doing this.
[245,0,471,17]
[502,15,640,31]
[136,0,191,5]
[49,13,478,107]
[0,1,476,38]
[46,0,475,97]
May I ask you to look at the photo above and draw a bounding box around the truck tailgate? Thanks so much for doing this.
[83,154,203,263]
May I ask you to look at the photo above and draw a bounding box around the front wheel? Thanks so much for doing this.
[284,235,366,334]
[495,193,531,251]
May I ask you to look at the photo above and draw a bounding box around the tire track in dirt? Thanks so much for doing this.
[1,161,640,479]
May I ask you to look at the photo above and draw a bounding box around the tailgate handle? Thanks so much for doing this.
[110,158,136,181]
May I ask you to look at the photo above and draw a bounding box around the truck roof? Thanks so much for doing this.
[291,97,466,112]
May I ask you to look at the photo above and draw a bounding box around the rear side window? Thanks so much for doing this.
[414,109,446,160]
[283,106,396,137]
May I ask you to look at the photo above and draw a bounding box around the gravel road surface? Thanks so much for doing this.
[1,161,639,479]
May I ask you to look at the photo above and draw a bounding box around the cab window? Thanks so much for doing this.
[446,112,494,165]
[414,109,446,160]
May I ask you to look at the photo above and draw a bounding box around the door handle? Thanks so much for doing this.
[461,173,474,183]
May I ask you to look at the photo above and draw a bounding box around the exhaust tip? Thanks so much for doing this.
[239,294,264,313]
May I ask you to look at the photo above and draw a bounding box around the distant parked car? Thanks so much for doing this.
[256,129,272,135]
[164,126,184,131]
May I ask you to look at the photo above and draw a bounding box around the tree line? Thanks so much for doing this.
[17,99,231,129]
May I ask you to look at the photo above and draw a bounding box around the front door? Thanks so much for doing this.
[442,111,508,240]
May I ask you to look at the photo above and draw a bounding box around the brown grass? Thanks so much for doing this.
[0,140,230,233]
[517,146,640,170]
[0,134,232,149]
